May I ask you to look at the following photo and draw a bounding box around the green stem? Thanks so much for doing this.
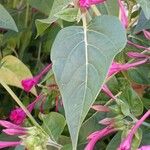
[13,0,18,8]
[25,3,29,28]
[91,5,101,16]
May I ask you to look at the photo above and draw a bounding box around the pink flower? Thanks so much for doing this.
[79,0,106,8]
[21,64,52,92]
[0,141,21,149]
[108,59,147,77]
[102,84,116,99]
[143,30,150,40]
[127,52,149,59]
[10,95,42,125]
[85,126,116,150]
[138,146,150,150]
[118,110,150,150]
[118,0,128,28]
[127,41,150,51]
[0,120,27,149]
[91,105,110,112]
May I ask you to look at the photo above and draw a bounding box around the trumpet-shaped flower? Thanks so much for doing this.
[85,126,116,150]
[118,110,150,150]
[10,95,42,125]
[22,64,52,92]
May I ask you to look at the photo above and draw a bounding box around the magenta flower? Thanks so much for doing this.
[21,64,52,92]
[0,120,27,149]
[143,30,150,40]
[0,141,21,149]
[91,105,110,112]
[118,0,128,28]
[118,110,150,150]
[79,0,106,8]
[108,59,147,77]
[102,84,116,99]
[138,145,150,150]
[10,95,42,125]
[85,126,116,150]
[127,52,149,59]
[127,41,150,51]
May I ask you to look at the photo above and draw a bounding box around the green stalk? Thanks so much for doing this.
[91,5,101,16]
[25,3,29,28]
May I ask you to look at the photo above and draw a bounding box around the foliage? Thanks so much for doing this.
[0,0,150,150]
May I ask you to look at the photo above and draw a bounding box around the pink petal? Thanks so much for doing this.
[91,105,110,112]
[21,76,39,92]
[127,52,148,59]
[138,146,150,150]
[118,110,150,150]
[102,84,116,99]
[128,41,150,51]
[118,0,128,28]
[79,0,106,8]
[3,129,27,135]
[0,120,25,130]
[0,141,20,149]
[85,127,116,150]
[143,30,150,40]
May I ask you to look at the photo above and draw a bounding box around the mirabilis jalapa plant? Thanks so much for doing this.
[0,0,150,150]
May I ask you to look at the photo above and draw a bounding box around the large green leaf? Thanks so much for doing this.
[137,0,150,19]
[0,4,18,32]
[0,55,36,95]
[51,15,127,149]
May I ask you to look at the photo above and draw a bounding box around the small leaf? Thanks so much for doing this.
[55,8,78,22]
[40,112,66,141]
[0,55,36,95]
[0,4,18,32]
[134,11,150,33]
[35,0,71,36]
[51,15,127,149]
[137,0,150,19]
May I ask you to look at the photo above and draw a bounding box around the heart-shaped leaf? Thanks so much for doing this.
[51,15,127,149]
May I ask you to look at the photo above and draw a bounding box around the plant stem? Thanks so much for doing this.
[13,0,17,8]
[25,3,29,28]
[91,5,101,16]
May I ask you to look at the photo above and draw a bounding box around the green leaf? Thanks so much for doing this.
[0,4,18,32]
[134,11,150,33]
[55,8,78,22]
[131,129,142,150]
[0,55,37,95]
[27,0,53,15]
[79,112,107,144]
[98,0,119,16]
[106,132,121,150]
[51,15,127,149]
[35,0,71,36]
[40,112,66,141]
[128,64,150,85]
[120,87,143,116]
[137,0,150,19]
